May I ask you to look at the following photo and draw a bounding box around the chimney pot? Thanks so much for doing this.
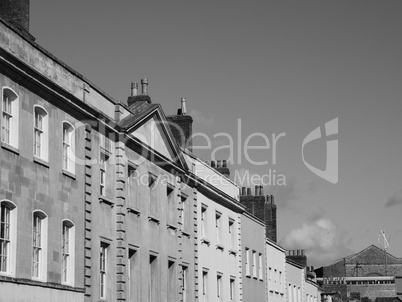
[259,185,264,196]
[131,82,138,96]
[211,161,216,168]
[255,185,259,196]
[180,97,187,115]
[217,160,221,168]
[247,188,252,196]
[141,78,149,95]
[241,187,246,196]
[222,160,227,168]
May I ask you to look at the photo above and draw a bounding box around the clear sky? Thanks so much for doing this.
[31,1,402,267]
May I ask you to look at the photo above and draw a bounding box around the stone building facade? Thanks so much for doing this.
[0,2,324,302]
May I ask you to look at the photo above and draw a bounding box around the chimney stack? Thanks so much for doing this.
[286,249,307,267]
[0,0,34,41]
[166,98,193,151]
[127,79,151,107]
[214,159,230,178]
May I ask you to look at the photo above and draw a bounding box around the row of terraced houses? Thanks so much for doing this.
[0,1,321,301]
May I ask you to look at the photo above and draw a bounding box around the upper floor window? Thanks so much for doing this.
[166,184,176,226]
[127,164,138,210]
[100,242,109,299]
[0,200,16,276]
[215,212,221,244]
[201,205,208,239]
[230,278,236,302]
[32,210,48,281]
[252,250,257,278]
[148,173,158,218]
[33,106,49,161]
[245,248,250,277]
[1,88,19,148]
[99,150,109,196]
[228,219,235,249]
[181,194,189,232]
[62,122,75,174]
[62,220,75,286]
[149,253,159,302]
[217,273,222,302]
[181,264,188,302]
[258,253,263,280]
[202,269,208,302]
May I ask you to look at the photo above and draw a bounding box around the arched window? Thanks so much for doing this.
[0,200,17,276]
[33,106,49,161]
[32,210,48,281]
[61,219,75,286]
[62,122,75,173]
[1,88,19,148]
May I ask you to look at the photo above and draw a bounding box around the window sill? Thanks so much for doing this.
[216,243,224,251]
[127,207,140,216]
[181,230,191,238]
[0,275,85,292]
[31,276,47,283]
[0,271,14,278]
[148,215,160,224]
[99,196,114,207]
[1,142,19,155]
[201,237,211,246]
[62,169,76,180]
[228,249,237,255]
[167,223,178,230]
[33,156,49,168]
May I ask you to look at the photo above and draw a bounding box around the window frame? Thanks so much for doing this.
[230,277,236,302]
[1,87,19,148]
[32,210,48,281]
[252,250,257,278]
[99,150,109,197]
[245,248,250,277]
[201,204,208,239]
[62,122,75,174]
[217,273,223,302]
[33,106,49,161]
[202,269,208,302]
[181,264,189,302]
[228,218,235,249]
[215,211,221,244]
[100,242,109,299]
[61,219,75,286]
[0,200,17,276]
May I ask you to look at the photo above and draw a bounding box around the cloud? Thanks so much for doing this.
[280,217,353,267]
[189,109,214,127]
[385,190,402,207]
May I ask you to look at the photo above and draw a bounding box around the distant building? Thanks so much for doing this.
[316,245,402,301]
